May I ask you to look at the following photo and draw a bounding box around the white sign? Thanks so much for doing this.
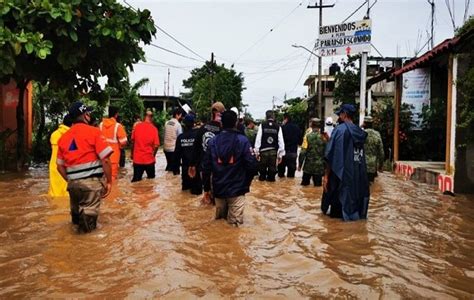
[317,19,372,57]
[402,68,431,129]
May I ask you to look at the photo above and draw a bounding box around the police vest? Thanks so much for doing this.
[201,122,221,152]
[260,120,279,152]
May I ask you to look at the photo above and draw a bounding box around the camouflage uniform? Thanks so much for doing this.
[298,130,326,186]
[365,128,384,182]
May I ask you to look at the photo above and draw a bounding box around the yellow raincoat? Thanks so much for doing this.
[48,124,70,197]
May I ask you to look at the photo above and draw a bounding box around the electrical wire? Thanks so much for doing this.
[143,56,198,69]
[444,0,457,31]
[232,2,303,64]
[341,0,368,23]
[148,43,205,62]
[370,43,384,57]
[123,0,206,61]
[287,47,315,95]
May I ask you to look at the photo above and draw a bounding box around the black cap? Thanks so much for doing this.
[68,101,92,118]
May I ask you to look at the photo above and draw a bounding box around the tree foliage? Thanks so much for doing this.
[371,97,413,160]
[456,17,474,145]
[0,0,156,167]
[333,55,360,105]
[283,97,308,131]
[456,15,474,37]
[457,55,474,145]
[107,77,147,135]
[182,60,245,119]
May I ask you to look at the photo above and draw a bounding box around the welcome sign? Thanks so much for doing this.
[317,19,372,57]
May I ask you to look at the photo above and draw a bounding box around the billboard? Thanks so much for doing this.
[317,19,372,57]
[402,68,431,129]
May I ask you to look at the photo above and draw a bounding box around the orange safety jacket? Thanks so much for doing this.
[57,123,113,180]
[99,118,127,164]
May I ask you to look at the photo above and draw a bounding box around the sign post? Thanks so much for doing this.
[317,19,372,57]
[359,52,368,126]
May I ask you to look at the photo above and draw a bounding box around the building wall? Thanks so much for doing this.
[0,80,33,158]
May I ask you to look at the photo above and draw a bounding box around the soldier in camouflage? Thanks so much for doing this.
[363,116,384,183]
[298,118,326,186]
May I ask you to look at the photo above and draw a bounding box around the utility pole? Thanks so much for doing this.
[308,0,334,119]
[272,96,275,111]
[167,68,170,97]
[359,0,370,126]
[427,0,435,50]
[210,52,215,104]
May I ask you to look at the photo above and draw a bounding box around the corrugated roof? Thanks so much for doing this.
[393,37,460,76]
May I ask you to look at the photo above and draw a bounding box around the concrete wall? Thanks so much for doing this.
[0,80,33,158]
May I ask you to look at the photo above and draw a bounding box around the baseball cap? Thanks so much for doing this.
[211,101,225,113]
[68,101,92,118]
[183,114,195,124]
[335,103,356,116]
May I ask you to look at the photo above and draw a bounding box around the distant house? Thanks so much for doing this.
[140,95,193,114]
[304,63,395,121]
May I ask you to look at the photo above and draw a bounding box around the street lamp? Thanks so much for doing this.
[291,44,321,58]
[292,44,323,119]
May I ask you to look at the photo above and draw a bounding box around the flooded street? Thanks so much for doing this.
[1,155,473,299]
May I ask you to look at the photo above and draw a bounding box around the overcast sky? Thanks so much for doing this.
[126,0,472,118]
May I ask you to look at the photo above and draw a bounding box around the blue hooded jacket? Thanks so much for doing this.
[202,129,257,198]
[321,121,370,221]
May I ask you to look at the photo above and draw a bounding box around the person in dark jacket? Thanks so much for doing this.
[202,110,257,226]
[278,113,302,178]
[189,101,225,204]
[321,104,370,221]
[175,114,202,195]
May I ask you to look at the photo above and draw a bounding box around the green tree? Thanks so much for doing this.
[372,97,414,161]
[456,16,474,145]
[0,0,156,168]
[108,77,148,135]
[333,55,360,105]
[182,60,245,119]
[282,97,308,131]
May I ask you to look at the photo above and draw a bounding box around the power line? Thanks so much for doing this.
[341,0,368,23]
[122,0,206,61]
[148,43,205,62]
[244,63,310,75]
[370,43,384,57]
[145,57,198,70]
[287,48,315,95]
[232,2,304,64]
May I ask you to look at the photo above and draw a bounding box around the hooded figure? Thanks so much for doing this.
[321,104,370,221]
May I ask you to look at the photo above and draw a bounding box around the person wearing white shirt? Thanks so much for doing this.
[163,108,183,175]
[254,110,285,182]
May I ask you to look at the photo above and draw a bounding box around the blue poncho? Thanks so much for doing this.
[321,121,370,221]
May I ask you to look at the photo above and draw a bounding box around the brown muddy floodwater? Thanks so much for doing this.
[0,155,473,299]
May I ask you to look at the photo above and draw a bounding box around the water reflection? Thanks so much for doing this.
[0,159,473,298]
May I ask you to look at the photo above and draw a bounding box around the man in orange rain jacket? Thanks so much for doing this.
[99,106,127,181]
